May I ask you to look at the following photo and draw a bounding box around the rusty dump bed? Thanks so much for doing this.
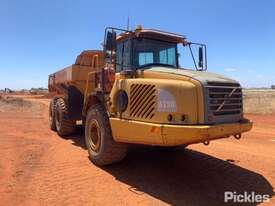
[48,50,104,94]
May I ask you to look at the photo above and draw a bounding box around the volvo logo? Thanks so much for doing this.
[216,87,238,112]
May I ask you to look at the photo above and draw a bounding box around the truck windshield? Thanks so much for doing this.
[133,38,177,69]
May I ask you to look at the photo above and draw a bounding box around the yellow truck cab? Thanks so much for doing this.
[48,26,252,166]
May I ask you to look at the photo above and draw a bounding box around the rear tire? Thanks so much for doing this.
[85,104,127,166]
[49,99,56,131]
[55,98,76,136]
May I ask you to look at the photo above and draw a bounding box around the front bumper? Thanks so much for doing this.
[110,118,253,146]
[162,119,252,146]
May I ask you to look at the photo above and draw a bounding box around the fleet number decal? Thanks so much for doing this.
[157,89,177,112]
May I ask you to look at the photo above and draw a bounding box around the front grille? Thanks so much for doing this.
[205,82,243,123]
[129,84,156,120]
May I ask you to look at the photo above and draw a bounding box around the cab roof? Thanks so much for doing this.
[116,26,187,44]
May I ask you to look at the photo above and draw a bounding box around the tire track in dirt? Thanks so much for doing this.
[15,98,117,205]
[0,125,47,205]
[31,146,124,206]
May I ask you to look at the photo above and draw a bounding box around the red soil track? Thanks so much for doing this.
[0,96,274,206]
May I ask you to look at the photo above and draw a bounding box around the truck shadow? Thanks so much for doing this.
[67,132,274,206]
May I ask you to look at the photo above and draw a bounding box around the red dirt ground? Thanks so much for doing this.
[0,96,274,206]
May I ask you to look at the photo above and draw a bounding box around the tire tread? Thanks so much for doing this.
[55,98,75,136]
[85,104,127,166]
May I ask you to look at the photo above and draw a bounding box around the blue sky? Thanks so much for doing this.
[0,0,274,89]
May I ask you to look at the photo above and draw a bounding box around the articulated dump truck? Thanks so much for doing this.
[48,26,253,166]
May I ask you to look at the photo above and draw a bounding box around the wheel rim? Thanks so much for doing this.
[87,120,101,152]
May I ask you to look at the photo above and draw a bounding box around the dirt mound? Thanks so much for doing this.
[0,95,40,113]
[37,93,54,99]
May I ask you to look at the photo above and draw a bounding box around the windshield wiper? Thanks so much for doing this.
[137,63,176,69]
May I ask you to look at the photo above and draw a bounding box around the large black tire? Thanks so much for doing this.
[49,99,56,131]
[85,104,127,166]
[55,98,76,136]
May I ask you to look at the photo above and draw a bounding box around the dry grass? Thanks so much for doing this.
[0,95,41,115]
[243,89,275,114]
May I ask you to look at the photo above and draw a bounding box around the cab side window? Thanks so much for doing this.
[116,42,123,72]
[115,40,131,72]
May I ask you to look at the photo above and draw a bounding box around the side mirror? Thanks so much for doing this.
[105,31,117,51]
[198,47,203,69]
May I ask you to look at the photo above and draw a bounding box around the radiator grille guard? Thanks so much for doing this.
[204,81,243,124]
[129,84,156,120]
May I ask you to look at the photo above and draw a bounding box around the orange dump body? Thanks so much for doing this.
[48,50,105,96]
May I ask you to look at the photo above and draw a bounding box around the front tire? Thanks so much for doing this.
[55,98,76,136]
[85,104,127,166]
